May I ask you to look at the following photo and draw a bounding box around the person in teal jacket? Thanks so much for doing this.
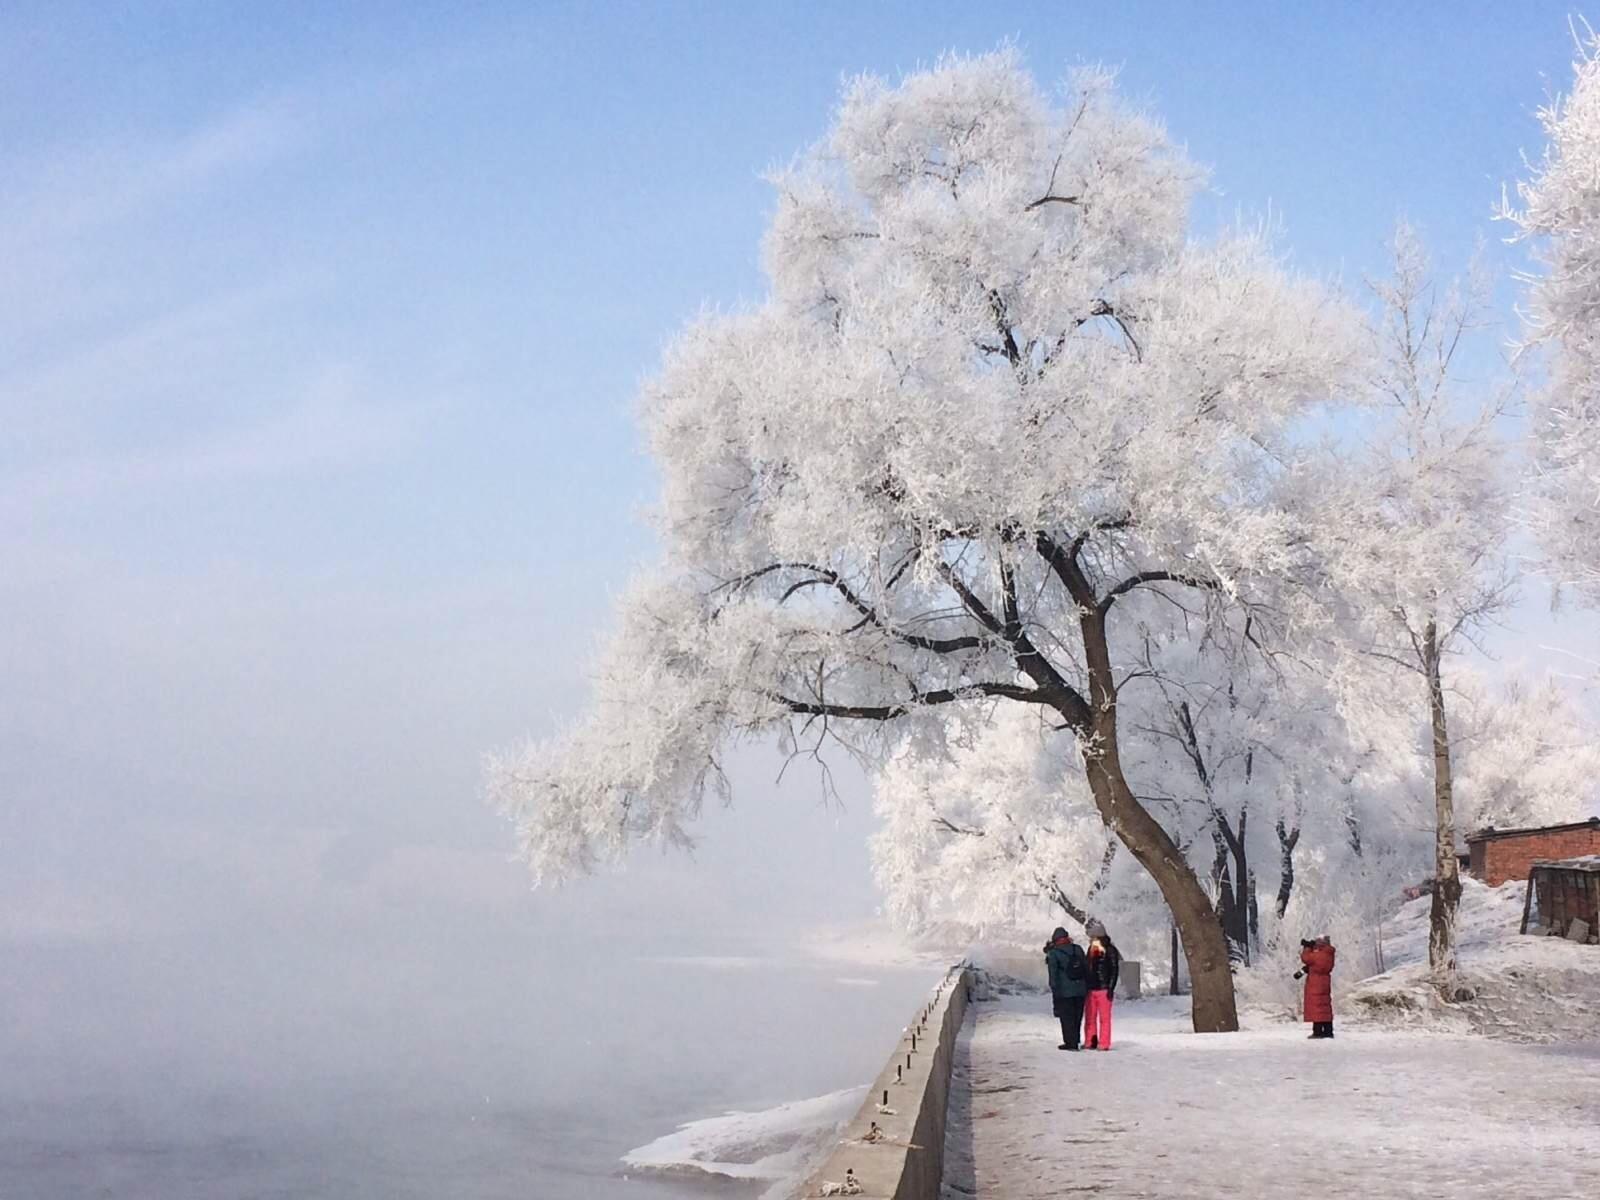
[1044,927,1089,1050]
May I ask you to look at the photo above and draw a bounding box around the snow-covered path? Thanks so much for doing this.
[942,993,1600,1199]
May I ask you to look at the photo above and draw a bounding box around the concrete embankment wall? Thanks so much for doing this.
[796,964,970,1200]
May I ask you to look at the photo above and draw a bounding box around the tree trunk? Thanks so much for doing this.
[1059,577,1239,1032]
[1216,825,1254,966]
[1076,725,1239,1032]
[1240,756,1258,956]
[1423,618,1462,999]
[1275,818,1300,919]
[1246,869,1259,953]
[1212,811,1253,965]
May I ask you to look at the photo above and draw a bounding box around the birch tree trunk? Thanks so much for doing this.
[1423,618,1462,997]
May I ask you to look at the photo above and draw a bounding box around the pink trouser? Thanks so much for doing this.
[1083,989,1113,1049]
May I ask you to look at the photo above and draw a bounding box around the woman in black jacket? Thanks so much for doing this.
[1083,920,1121,1051]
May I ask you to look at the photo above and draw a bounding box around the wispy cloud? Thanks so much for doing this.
[0,70,446,517]
[0,362,428,516]
[1,94,307,255]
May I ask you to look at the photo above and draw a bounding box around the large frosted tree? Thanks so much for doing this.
[488,52,1364,1033]
[1504,37,1600,605]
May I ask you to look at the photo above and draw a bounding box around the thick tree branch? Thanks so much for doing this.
[772,681,1049,721]
[1025,192,1083,211]
[1068,514,1135,566]
[727,560,986,654]
[940,554,1093,728]
[986,289,1023,368]
[1034,530,1099,609]
[1099,569,1221,615]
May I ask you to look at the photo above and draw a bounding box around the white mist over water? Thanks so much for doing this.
[2,732,942,1199]
[2,942,939,1199]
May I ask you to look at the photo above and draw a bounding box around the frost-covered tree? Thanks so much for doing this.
[1503,36,1600,605]
[872,640,1381,974]
[487,52,1366,1033]
[1352,228,1517,997]
[1450,669,1600,831]
[1121,630,1355,966]
[870,704,1121,934]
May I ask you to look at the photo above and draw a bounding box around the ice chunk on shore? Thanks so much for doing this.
[623,1087,863,1197]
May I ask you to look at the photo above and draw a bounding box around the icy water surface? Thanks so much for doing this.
[1,953,938,1200]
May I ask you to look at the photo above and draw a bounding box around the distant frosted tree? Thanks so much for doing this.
[870,704,1120,935]
[871,638,1388,973]
[487,51,1366,1033]
[1503,36,1600,605]
[1118,630,1367,966]
[1450,669,1600,831]
[1351,228,1516,998]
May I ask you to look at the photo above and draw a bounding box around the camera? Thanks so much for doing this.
[1300,938,1315,949]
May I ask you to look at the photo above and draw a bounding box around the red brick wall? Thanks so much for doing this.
[1481,827,1600,886]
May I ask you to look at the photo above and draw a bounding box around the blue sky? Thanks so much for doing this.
[4,4,1598,1060]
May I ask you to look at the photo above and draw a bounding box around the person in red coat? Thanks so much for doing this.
[1298,937,1336,1039]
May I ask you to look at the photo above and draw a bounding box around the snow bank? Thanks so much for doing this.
[1348,876,1600,1041]
[622,1087,864,1198]
[1376,876,1530,968]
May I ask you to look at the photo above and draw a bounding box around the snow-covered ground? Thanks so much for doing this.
[943,992,1600,1199]
[1348,877,1600,1041]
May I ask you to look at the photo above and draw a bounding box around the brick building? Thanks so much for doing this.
[1466,818,1600,887]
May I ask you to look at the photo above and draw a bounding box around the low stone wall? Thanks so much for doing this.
[795,964,970,1199]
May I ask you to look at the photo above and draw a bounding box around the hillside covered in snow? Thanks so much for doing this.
[1348,877,1600,1041]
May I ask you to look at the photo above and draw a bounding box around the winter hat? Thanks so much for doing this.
[1050,926,1071,942]
[1085,919,1107,940]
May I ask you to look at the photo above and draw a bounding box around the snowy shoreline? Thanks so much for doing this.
[621,1088,865,1199]
[624,878,1600,1199]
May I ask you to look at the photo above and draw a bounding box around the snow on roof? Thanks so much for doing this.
[1532,855,1600,872]
[1465,817,1600,843]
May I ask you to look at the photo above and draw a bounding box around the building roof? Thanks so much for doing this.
[1465,818,1600,844]
[1532,855,1600,874]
